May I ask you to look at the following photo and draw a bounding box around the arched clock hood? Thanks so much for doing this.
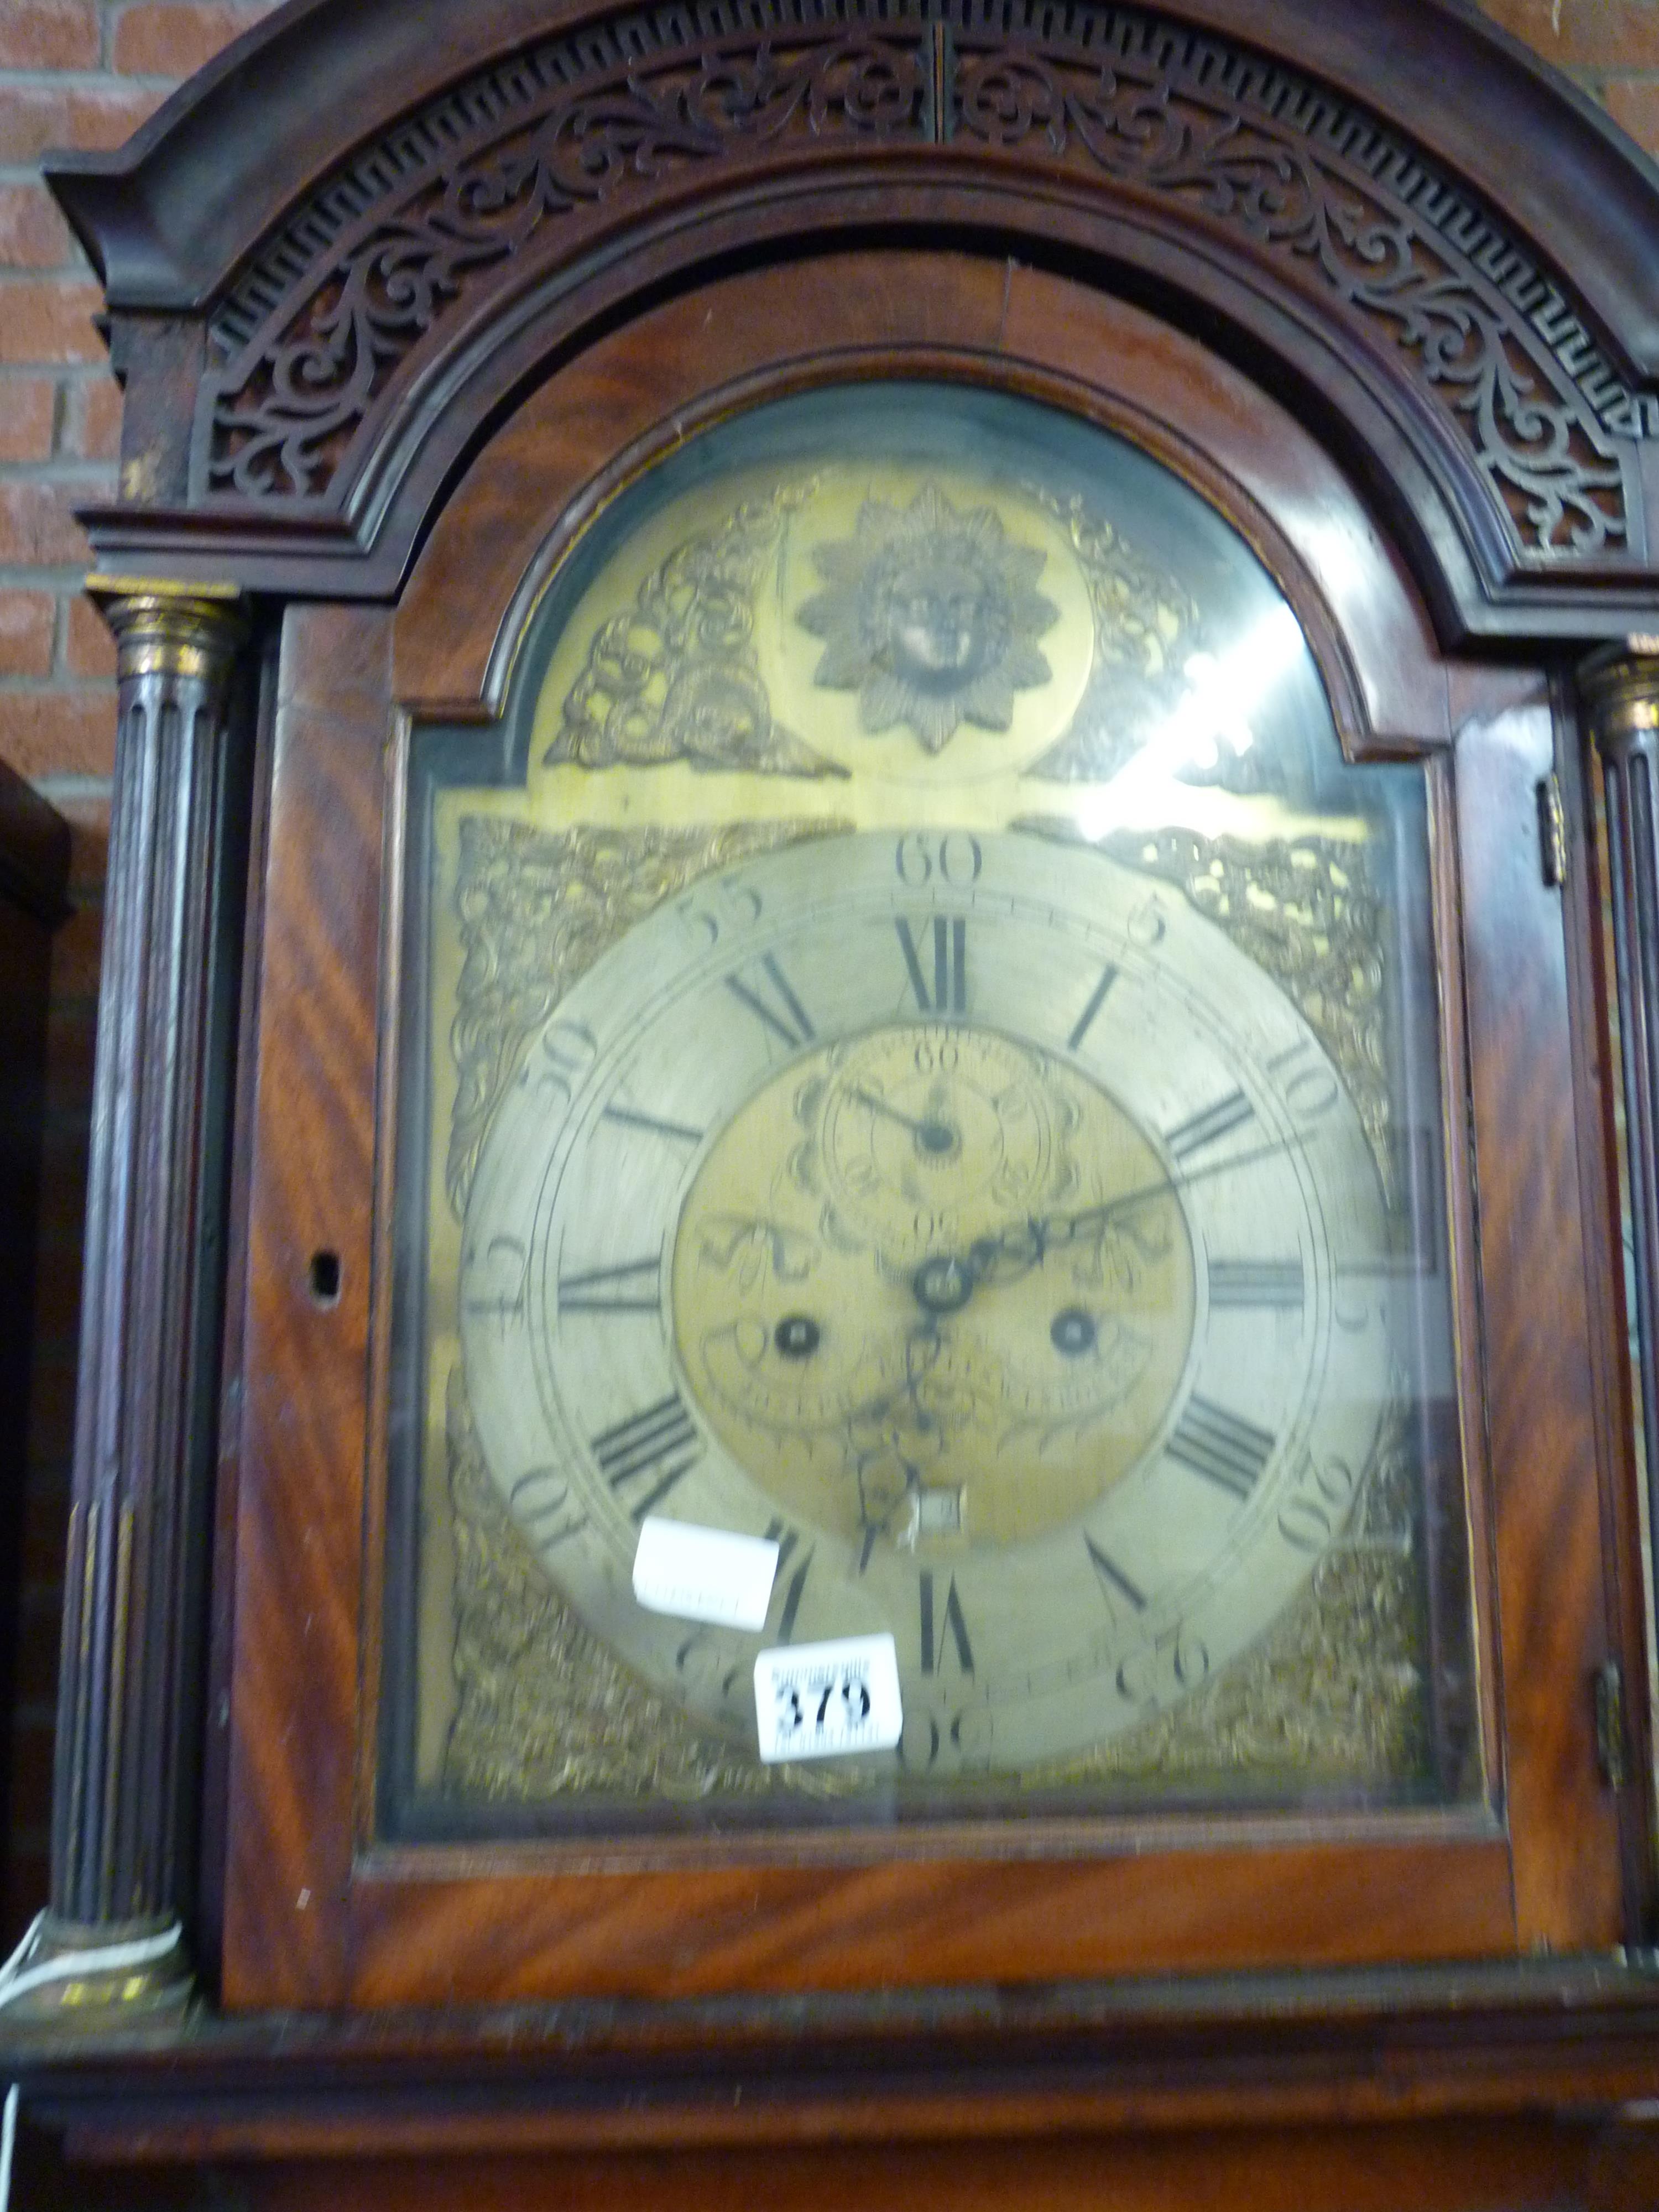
[39,0,1659,639]
[18,1,1659,2195]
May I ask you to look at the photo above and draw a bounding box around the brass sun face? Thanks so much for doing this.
[796,484,1061,751]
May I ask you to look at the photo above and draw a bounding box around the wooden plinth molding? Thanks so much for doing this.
[7,583,250,2025]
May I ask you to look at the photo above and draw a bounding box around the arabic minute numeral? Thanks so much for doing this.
[896,916,968,1015]
[528,1019,598,1108]
[506,1465,587,1548]
[725,951,815,1050]
[590,1392,703,1520]
[1166,1396,1275,1500]
[1277,1453,1359,1553]
[1265,1038,1339,1121]
[1117,1625,1211,1708]
[462,1233,527,1329]
[895,831,982,886]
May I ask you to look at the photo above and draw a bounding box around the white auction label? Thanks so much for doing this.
[631,1516,779,1631]
[753,1633,904,1764]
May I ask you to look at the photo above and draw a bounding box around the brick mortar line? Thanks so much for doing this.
[0,458,121,477]
[0,164,115,192]
[0,576,111,593]
[0,263,111,280]
[0,68,181,93]
[0,672,115,690]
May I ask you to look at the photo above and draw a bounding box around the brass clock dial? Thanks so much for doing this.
[460,828,1392,1777]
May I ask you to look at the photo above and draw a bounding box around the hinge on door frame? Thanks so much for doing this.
[1596,1660,1629,1789]
[1536,772,1567,888]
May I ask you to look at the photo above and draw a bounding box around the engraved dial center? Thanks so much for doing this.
[671,1021,1198,1552]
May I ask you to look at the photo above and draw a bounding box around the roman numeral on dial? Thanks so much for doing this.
[896,916,967,1014]
[725,953,815,1050]
[1067,962,1119,1051]
[1207,1256,1305,1308]
[764,1516,815,1644]
[1085,1533,1147,1614]
[602,1104,705,1147]
[558,1253,661,1314]
[591,1392,703,1520]
[1166,1396,1275,1500]
[1165,1088,1255,1162]
[919,1570,974,1674]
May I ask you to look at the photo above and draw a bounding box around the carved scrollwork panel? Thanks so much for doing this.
[948,27,1630,559]
[202,20,931,501]
[196,0,1645,571]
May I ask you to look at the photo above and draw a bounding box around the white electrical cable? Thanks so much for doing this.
[0,1916,185,2212]
[0,1911,183,2014]
[1,2080,18,2212]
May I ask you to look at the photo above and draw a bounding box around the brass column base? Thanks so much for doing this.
[0,1911,191,2027]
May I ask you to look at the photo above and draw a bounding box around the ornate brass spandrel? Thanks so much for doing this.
[542,479,843,778]
[444,1364,1426,1801]
[1022,487,1206,785]
[446,816,841,1216]
[443,1366,770,1801]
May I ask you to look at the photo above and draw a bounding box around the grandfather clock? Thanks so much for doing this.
[9,1,1659,2203]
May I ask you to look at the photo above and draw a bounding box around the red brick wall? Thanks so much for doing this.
[0,0,1656,1947]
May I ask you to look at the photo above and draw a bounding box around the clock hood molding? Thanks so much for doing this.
[41,0,1659,639]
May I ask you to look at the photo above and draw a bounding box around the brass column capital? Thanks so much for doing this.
[1580,639,1659,755]
[85,576,247,686]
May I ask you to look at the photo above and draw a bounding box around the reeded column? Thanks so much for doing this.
[3,583,249,2021]
[1583,643,1659,1592]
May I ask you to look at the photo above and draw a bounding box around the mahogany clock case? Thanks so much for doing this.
[17,0,1659,2168]
[207,252,1637,2010]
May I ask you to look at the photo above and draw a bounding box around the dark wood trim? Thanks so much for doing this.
[38,590,252,1986]
[43,0,1659,640]
[11,1957,1659,2159]
[41,0,1659,376]
[1554,675,1658,1939]
[1454,684,1629,1943]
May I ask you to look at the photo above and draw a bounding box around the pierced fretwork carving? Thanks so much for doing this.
[197,0,1640,565]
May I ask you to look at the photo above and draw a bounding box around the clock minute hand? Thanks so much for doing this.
[967,1133,1303,1285]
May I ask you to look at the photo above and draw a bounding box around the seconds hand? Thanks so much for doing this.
[851,1087,957,1154]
